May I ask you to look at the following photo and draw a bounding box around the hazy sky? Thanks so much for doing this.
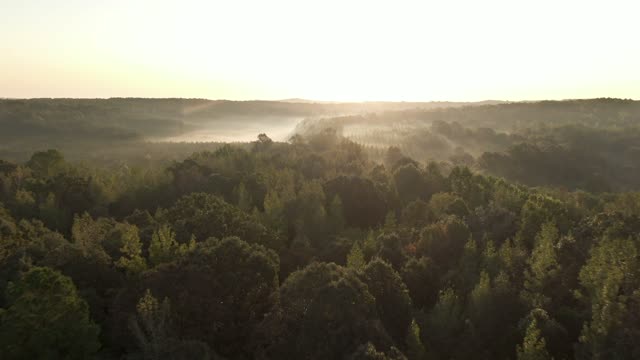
[1,0,639,101]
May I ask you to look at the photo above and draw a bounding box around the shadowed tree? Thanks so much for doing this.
[0,267,101,359]
[114,237,279,359]
[268,262,392,359]
[361,259,413,349]
[516,318,551,360]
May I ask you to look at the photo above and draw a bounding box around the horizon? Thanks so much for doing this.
[1,97,638,103]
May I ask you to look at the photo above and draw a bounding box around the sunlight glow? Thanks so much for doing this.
[1,0,639,101]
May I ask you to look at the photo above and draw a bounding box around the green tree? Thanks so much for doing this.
[401,199,431,228]
[349,342,407,360]
[270,262,389,359]
[522,221,561,309]
[421,288,463,360]
[0,267,100,359]
[429,192,469,219]
[518,308,570,359]
[516,319,551,360]
[112,223,147,275]
[377,232,407,270]
[361,259,413,348]
[133,237,279,358]
[148,225,194,267]
[406,319,428,360]
[71,212,110,253]
[164,192,281,250]
[401,257,439,310]
[324,176,389,228]
[515,195,569,249]
[576,236,640,359]
[362,230,379,261]
[26,149,66,178]
[464,271,523,359]
[347,241,366,272]
[130,289,172,359]
[418,216,470,271]
[129,289,214,360]
[393,164,425,204]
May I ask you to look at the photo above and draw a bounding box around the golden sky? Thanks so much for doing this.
[1,0,639,101]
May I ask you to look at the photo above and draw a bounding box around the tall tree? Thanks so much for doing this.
[516,319,551,360]
[361,259,413,349]
[522,221,561,309]
[576,236,640,359]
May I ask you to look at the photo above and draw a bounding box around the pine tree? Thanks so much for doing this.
[362,230,379,261]
[406,319,428,360]
[347,241,366,272]
[130,289,172,360]
[516,319,551,360]
[523,221,560,309]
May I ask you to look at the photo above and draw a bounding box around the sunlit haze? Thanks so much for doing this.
[2,0,639,101]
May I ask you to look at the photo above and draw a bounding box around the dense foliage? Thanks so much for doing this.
[2,98,640,359]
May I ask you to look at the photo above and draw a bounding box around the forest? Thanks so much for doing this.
[1,98,640,359]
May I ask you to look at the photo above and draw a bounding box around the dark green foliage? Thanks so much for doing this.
[0,267,101,359]
[401,257,439,310]
[420,288,464,359]
[26,149,66,178]
[130,237,279,359]
[349,342,407,360]
[428,192,469,219]
[393,164,426,204]
[324,176,389,228]
[129,289,214,360]
[516,318,551,360]
[268,262,392,359]
[361,259,413,349]
[163,192,281,249]
[418,216,471,271]
[518,309,570,359]
[401,199,432,228]
[377,233,408,270]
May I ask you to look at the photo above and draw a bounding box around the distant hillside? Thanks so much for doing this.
[0,98,490,147]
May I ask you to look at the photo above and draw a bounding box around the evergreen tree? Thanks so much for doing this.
[347,241,366,272]
[406,319,428,360]
[522,221,561,309]
[516,319,551,360]
[130,289,172,360]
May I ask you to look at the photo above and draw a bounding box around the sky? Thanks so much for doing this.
[1,0,639,102]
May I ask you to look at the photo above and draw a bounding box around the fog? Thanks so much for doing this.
[155,116,304,143]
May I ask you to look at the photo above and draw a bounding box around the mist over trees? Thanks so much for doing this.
[2,98,640,359]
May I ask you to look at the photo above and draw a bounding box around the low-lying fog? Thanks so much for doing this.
[155,116,304,143]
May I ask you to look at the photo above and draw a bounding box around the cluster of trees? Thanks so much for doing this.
[2,126,640,359]
[301,99,640,192]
